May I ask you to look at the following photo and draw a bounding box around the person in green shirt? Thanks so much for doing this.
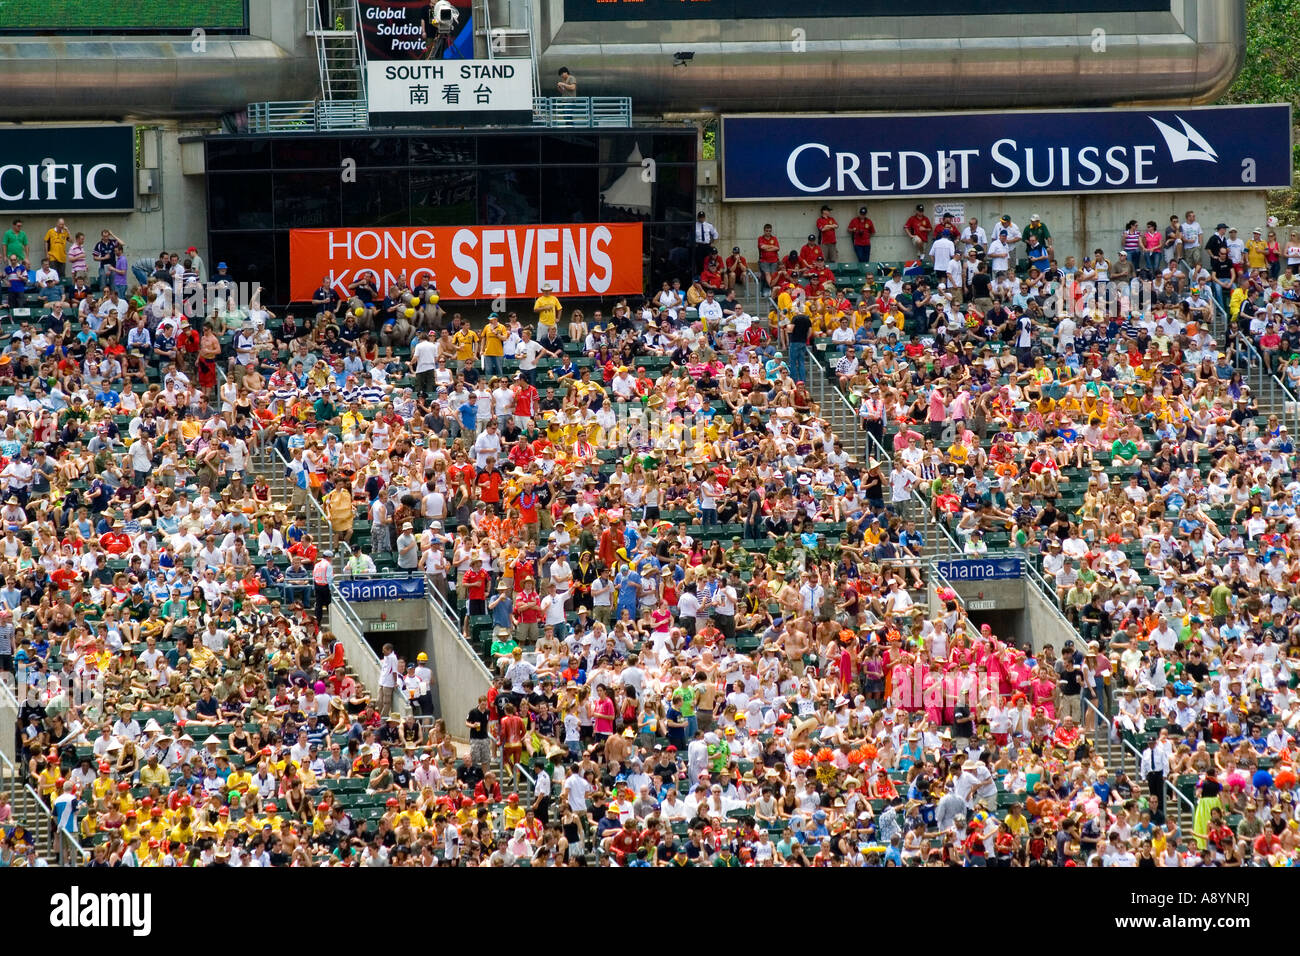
[1210,582,1233,621]
[711,845,741,866]
[725,536,752,571]
[673,683,696,734]
[3,218,28,261]
[1023,213,1052,252]
[1110,435,1139,464]
[489,628,519,660]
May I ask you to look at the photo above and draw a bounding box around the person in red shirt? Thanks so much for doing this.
[514,482,540,542]
[512,577,543,642]
[99,519,132,556]
[475,772,504,803]
[699,252,725,292]
[904,204,933,255]
[605,818,648,864]
[797,234,823,273]
[176,322,200,374]
[815,205,839,263]
[288,536,318,564]
[462,558,489,616]
[848,206,875,263]
[511,376,537,422]
[756,224,780,290]
[476,467,503,513]
[724,246,748,288]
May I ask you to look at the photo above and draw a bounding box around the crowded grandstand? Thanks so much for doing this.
[0,0,1295,874]
[2,195,1299,868]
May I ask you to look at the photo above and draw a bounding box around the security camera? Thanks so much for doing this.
[433,0,458,33]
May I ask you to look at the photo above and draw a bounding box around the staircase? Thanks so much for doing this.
[474,0,539,98]
[308,0,365,104]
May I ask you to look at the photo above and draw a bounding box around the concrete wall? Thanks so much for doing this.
[422,597,492,742]
[1024,581,1078,657]
[327,586,409,716]
[0,681,16,764]
[943,578,1025,611]
[1,123,214,277]
[712,190,1268,270]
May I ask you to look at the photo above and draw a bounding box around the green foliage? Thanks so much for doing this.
[1223,0,1300,220]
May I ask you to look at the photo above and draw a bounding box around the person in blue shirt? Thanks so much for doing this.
[614,566,641,619]
[457,397,477,434]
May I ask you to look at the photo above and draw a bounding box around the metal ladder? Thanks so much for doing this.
[308,0,365,103]
[475,0,539,99]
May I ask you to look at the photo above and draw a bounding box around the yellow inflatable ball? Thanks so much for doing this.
[428,293,440,304]
[353,306,365,318]
[404,307,416,319]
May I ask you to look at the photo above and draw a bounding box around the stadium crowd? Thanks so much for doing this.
[2,201,1300,867]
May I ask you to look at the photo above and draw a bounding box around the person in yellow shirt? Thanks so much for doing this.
[45,219,69,271]
[121,810,141,843]
[92,764,116,803]
[226,767,251,795]
[482,313,509,377]
[80,807,101,842]
[141,839,166,867]
[341,404,366,441]
[453,325,479,365]
[144,807,169,842]
[503,793,526,830]
[1246,228,1268,270]
[533,285,561,338]
[235,804,263,835]
[139,753,170,789]
[169,815,195,846]
[312,803,332,836]
[37,760,61,801]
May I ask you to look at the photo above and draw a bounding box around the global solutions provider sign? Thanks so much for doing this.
[0,125,135,212]
[721,105,1291,201]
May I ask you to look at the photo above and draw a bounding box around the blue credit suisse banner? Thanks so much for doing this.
[721,105,1292,201]
[936,558,1023,582]
[338,576,426,601]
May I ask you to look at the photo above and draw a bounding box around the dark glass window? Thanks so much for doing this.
[273,172,341,229]
[343,169,411,227]
[653,165,695,223]
[207,138,271,171]
[209,173,273,230]
[338,136,407,168]
[598,164,651,222]
[653,133,696,165]
[540,166,598,224]
[477,135,539,166]
[273,138,339,169]
[208,232,276,293]
[409,136,477,166]
[542,133,598,166]
[410,170,477,226]
[479,168,539,225]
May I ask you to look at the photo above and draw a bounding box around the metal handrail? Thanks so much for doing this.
[533,97,632,129]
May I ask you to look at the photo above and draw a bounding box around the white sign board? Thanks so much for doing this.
[934,202,965,221]
[367,60,532,116]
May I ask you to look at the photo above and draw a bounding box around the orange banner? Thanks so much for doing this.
[289,223,644,302]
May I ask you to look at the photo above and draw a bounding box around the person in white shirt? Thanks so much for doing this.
[697,292,723,326]
[989,237,1014,282]
[959,218,988,250]
[928,234,955,273]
